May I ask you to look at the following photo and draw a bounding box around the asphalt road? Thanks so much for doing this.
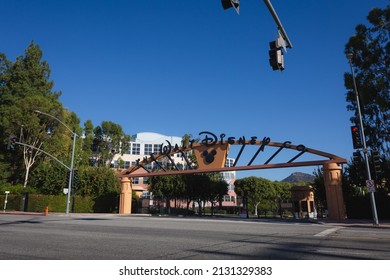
[0,214,389,260]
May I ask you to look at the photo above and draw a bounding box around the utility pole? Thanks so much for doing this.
[221,0,293,71]
[347,53,379,225]
[34,110,78,215]
[263,0,293,49]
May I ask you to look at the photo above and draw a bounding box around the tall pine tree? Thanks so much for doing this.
[0,42,65,187]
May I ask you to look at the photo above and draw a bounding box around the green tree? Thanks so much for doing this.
[0,42,127,202]
[181,133,197,168]
[77,166,120,197]
[235,176,275,216]
[207,173,228,214]
[29,162,68,195]
[81,120,95,166]
[149,174,185,214]
[190,173,213,216]
[344,4,390,194]
[0,42,68,187]
[272,181,292,217]
[312,168,327,209]
[344,5,389,156]
[91,121,131,167]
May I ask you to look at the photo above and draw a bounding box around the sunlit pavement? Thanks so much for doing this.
[2,210,390,228]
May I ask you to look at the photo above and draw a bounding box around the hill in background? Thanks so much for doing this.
[281,172,315,183]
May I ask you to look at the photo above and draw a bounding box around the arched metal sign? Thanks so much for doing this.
[119,131,347,220]
[120,131,346,178]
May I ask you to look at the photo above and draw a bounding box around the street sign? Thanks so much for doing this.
[366,180,376,193]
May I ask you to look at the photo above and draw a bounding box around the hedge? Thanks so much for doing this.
[345,193,390,219]
[0,193,119,213]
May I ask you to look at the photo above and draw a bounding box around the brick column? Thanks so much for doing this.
[323,162,346,219]
[119,177,132,214]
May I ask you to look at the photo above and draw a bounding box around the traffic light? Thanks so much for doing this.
[7,135,17,150]
[221,0,240,14]
[269,41,284,71]
[371,149,382,176]
[350,126,363,149]
[352,151,362,165]
[66,170,71,187]
[73,169,79,189]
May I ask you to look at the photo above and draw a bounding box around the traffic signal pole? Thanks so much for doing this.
[221,0,293,71]
[66,133,76,215]
[263,0,293,49]
[34,110,77,215]
[347,53,379,225]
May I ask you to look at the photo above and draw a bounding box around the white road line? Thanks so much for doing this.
[314,227,343,237]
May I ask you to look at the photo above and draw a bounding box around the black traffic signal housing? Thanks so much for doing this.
[350,126,363,149]
[269,41,284,71]
[371,149,382,177]
[221,0,240,14]
[352,151,362,165]
[73,169,79,190]
[7,135,17,150]
[66,170,71,187]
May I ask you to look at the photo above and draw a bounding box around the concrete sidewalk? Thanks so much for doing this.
[314,218,390,228]
[1,211,46,216]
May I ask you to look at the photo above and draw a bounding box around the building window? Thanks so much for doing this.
[133,177,139,184]
[153,144,161,154]
[225,158,235,167]
[144,144,153,155]
[124,161,130,168]
[223,195,235,202]
[142,191,150,199]
[132,143,140,155]
[143,177,149,184]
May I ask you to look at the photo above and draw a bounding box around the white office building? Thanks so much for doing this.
[112,132,237,206]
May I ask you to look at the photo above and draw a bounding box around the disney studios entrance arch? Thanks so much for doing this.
[118,132,347,219]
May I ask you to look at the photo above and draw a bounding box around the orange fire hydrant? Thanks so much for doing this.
[44,206,49,216]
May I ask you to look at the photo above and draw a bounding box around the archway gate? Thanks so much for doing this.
[118,132,347,219]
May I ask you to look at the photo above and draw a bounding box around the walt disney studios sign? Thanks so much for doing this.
[156,131,272,169]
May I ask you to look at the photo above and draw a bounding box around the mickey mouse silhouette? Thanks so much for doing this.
[202,149,217,164]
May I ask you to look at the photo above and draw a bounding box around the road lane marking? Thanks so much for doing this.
[314,227,343,237]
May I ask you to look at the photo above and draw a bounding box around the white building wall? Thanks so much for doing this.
[112,132,185,168]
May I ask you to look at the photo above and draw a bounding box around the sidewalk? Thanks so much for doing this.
[1,211,45,216]
[314,218,390,228]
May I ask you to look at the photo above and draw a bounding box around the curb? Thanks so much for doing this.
[1,211,45,216]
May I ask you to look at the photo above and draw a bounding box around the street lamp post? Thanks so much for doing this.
[34,110,77,215]
[347,53,379,225]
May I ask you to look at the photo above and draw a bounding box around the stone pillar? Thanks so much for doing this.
[119,177,132,214]
[323,162,346,220]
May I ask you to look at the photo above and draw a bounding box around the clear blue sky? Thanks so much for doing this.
[1,0,387,181]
